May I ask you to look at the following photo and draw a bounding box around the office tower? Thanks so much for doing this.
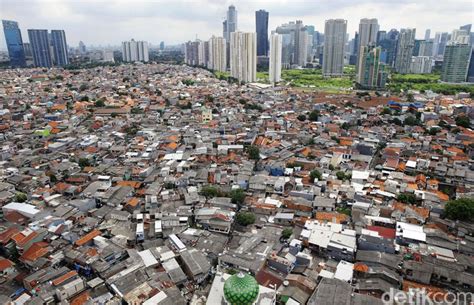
[441,42,471,83]
[358,18,379,47]
[51,30,69,66]
[451,29,469,44]
[323,19,347,77]
[255,10,269,56]
[460,24,472,34]
[274,20,309,67]
[467,49,474,83]
[2,20,26,67]
[122,39,149,62]
[269,34,282,83]
[230,32,256,83]
[357,18,379,77]
[418,40,433,57]
[78,41,86,54]
[208,36,227,72]
[198,41,209,66]
[23,42,32,57]
[160,41,165,51]
[223,5,237,41]
[28,29,52,68]
[357,45,386,89]
[434,32,449,56]
[184,40,200,65]
[413,40,423,56]
[222,20,228,40]
[377,29,398,66]
[424,29,431,40]
[394,28,415,74]
[102,50,114,62]
[410,56,432,74]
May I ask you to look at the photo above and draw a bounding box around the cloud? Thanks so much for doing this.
[0,0,472,49]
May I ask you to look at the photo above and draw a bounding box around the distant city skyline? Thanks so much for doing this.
[0,0,472,50]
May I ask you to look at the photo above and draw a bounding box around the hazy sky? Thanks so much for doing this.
[0,0,472,49]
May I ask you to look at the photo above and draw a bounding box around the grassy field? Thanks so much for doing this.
[255,68,354,93]
[387,73,474,95]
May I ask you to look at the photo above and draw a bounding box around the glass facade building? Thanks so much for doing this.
[2,20,26,67]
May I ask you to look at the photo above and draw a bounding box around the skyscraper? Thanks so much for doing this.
[357,18,379,79]
[208,36,227,72]
[377,29,398,66]
[322,19,347,77]
[269,34,282,83]
[356,45,387,89]
[2,20,26,67]
[78,41,86,54]
[424,29,431,40]
[418,40,433,57]
[198,41,209,67]
[441,42,471,83]
[51,30,69,66]
[122,39,149,62]
[230,32,256,83]
[274,21,309,68]
[451,29,469,44]
[184,40,200,66]
[467,49,474,83]
[410,56,433,74]
[255,10,269,56]
[28,29,52,68]
[223,5,237,41]
[433,32,449,56]
[394,28,416,74]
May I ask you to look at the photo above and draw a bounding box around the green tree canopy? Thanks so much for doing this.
[281,228,293,239]
[444,198,474,221]
[229,188,246,205]
[200,185,220,198]
[309,170,322,183]
[236,212,256,226]
[247,145,260,160]
[455,115,470,128]
[15,192,27,203]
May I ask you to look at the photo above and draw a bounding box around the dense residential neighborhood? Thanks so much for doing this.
[0,62,472,304]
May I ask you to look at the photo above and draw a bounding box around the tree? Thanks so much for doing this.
[309,110,320,121]
[200,185,220,198]
[336,171,346,181]
[229,188,246,205]
[78,158,91,169]
[391,118,402,126]
[15,192,27,203]
[236,212,256,226]
[428,127,439,136]
[397,193,417,205]
[94,99,105,107]
[406,93,415,103]
[381,107,392,115]
[341,122,350,130]
[444,198,474,221]
[281,228,293,239]
[309,170,322,183]
[455,115,470,128]
[80,96,89,102]
[247,145,260,160]
[404,115,419,126]
[328,164,335,171]
[49,174,58,183]
[297,114,307,121]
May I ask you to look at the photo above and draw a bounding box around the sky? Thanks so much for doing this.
[0,0,472,49]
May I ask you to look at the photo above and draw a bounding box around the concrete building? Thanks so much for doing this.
[418,40,434,57]
[184,40,200,66]
[230,32,257,83]
[323,19,347,76]
[357,18,379,81]
[451,29,470,44]
[433,32,449,57]
[223,5,237,42]
[51,30,69,66]
[269,34,282,84]
[198,41,209,67]
[394,28,416,74]
[255,10,269,56]
[122,39,149,62]
[410,56,433,74]
[274,20,309,68]
[208,36,227,72]
[28,29,52,68]
[2,20,26,67]
[441,42,471,83]
[357,46,387,89]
